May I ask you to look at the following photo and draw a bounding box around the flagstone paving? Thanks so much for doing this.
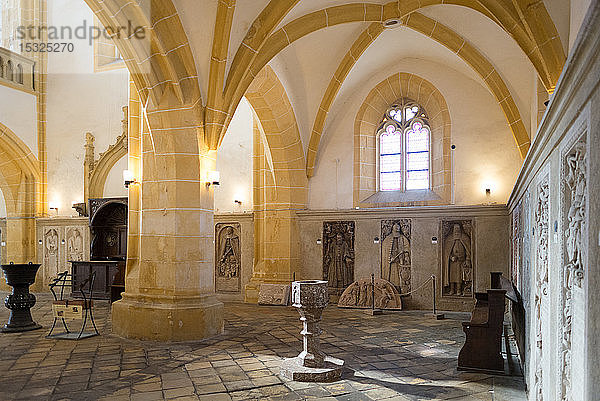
[0,293,526,400]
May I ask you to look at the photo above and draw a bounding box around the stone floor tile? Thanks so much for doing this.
[0,295,526,401]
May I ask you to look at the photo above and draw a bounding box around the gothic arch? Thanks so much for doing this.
[0,122,41,266]
[82,0,201,108]
[307,13,531,176]
[354,73,451,207]
[243,65,307,303]
[88,133,127,199]
[0,122,41,216]
[217,1,564,147]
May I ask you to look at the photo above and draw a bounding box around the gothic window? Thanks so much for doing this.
[377,99,430,191]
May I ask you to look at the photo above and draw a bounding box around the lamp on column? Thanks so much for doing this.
[205,171,220,187]
[123,170,137,188]
[49,201,59,216]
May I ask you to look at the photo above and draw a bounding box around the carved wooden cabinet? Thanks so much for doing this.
[71,261,123,300]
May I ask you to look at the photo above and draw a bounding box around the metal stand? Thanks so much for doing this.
[366,273,383,315]
[425,275,445,320]
[47,271,99,340]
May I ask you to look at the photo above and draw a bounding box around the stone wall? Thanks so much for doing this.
[297,206,510,312]
[508,4,600,400]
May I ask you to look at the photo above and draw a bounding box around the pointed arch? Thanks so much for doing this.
[0,122,41,266]
[243,65,307,303]
[308,12,531,177]
[216,0,564,149]
[354,73,451,207]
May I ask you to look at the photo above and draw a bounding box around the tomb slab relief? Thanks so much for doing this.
[43,228,59,283]
[215,223,241,293]
[66,227,85,262]
[559,134,587,401]
[440,220,474,298]
[380,219,411,294]
[322,221,355,296]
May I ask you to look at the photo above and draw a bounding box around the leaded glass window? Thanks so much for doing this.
[377,99,430,191]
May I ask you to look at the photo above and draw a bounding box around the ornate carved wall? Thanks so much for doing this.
[533,177,549,400]
[508,7,599,397]
[558,129,587,401]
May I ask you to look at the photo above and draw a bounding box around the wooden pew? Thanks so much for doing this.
[457,272,507,373]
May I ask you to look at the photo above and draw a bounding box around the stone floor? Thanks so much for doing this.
[0,293,527,401]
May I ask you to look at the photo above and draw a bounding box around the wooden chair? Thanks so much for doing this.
[47,270,99,340]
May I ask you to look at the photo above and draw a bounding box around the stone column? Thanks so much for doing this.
[111,86,223,341]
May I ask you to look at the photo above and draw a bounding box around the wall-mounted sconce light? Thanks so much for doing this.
[61,239,65,245]
[431,236,438,244]
[373,237,380,244]
[316,238,322,245]
[1,241,5,247]
[485,188,491,195]
[234,199,242,205]
[49,201,59,215]
[205,171,220,187]
[123,170,137,188]
[38,239,42,245]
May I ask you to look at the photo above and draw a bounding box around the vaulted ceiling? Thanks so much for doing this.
[112,0,568,170]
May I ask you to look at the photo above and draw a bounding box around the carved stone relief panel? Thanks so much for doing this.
[43,227,60,283]
[322,221,355,296]
[215,223,241,293]
[338,278,402,309]
[512,203,521,287]
[533,178,549,400]
[559,133,587,401]
[380,219,411,294]
[440,220,474,297]
[66,227,85,262]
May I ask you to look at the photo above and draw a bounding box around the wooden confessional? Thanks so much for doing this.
[71,198,127,302]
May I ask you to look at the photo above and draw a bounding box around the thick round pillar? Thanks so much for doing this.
[111,86,223,341]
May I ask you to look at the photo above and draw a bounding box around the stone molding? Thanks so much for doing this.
[297,205,509,221]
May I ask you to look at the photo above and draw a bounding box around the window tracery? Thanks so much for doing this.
[377,99,430,191]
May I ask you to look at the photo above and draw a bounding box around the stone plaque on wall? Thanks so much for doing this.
[440,220,474,297]
[44,228,60,281]
[66,227,85,262]
[380,219,411,294]
[215,222,241,293]
[322,221,355,296]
